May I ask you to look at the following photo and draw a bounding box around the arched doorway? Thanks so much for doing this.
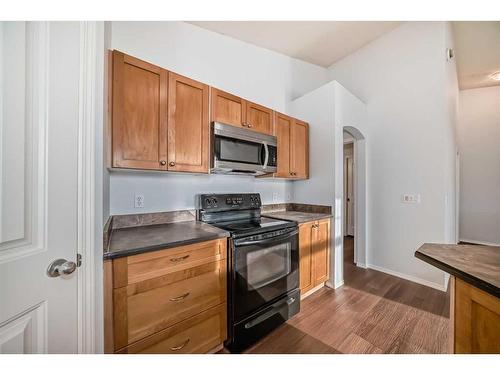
[343,126,367,269]
[329,125,367,289]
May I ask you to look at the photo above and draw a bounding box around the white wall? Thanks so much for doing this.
[326,22,457,290]
[290,81,367,287]
[458,86,500,245]
[109,21,329,215]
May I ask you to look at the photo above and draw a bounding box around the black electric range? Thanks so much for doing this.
[197,193,300,352]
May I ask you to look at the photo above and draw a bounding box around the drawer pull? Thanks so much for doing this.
[170,338,190,351]
[169,292,190,302]
[170,254,190,262]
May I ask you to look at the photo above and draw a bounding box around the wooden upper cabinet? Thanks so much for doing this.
[290,120,309,179]
[167,72,209,173]
[210,88,274,135]
[245,101,273,135]
[210,88,245,128]
[273,112,309,179]
[274,113,292,178]
[112,51,168,170]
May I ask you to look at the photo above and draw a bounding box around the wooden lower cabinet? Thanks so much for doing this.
[116,304,227,354]
[299,219,331,296]
[104,238,228,354]
[452,277,500,353]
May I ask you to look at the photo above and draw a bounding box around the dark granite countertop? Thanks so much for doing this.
[415,243,500,298]
[263,210,332,224]
[104,221,229,260]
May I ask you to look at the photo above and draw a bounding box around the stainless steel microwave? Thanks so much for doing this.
[210,122,277,176]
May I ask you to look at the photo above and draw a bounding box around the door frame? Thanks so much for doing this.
[77,21,105,354]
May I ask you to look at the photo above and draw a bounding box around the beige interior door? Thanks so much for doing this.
[0,22,80,353]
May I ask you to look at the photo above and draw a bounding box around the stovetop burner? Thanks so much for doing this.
[196,193,296,238]
[208,217,295,238]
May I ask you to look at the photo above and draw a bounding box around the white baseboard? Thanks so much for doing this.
[367,263,447,292]
[355,262,367,269]
[459,238,500,247]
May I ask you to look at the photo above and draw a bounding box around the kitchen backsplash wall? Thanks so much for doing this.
[110,171,293,215]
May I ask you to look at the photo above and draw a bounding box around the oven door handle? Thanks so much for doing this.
[234,229,298,247]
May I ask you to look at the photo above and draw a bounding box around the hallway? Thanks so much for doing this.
[246,237,451,353]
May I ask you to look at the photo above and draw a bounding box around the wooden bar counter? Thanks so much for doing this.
[415,243,500,354]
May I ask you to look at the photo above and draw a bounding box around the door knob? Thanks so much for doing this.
[47,259,77,278]
[169,161,175,167]
[247,123,252,128]
[160,160,166,166]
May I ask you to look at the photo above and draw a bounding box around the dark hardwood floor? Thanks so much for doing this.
[245,236,451,354]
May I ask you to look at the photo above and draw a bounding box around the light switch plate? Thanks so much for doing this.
[272,192,279,203]
[402,194,420,204]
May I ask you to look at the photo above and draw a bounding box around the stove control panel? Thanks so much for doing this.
[197,193,261,211]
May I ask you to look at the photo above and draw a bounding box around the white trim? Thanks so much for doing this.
[459,238,500,247]
[355,262,367,269]
[367,263,447,291]
[77,21,98,354]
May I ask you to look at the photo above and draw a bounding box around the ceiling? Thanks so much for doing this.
[188,21,401,67]
[453,22,500,90]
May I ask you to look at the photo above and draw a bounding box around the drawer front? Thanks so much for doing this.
[116,304,227,354]
[114,259,226,349]
[113,238,227,287]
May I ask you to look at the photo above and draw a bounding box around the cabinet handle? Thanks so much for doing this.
[170,338,190,351]
[160,160,166,166]
[169,161,175,167]
[170,254,189,262]
[169,292,190,302]
[247,123,252,128]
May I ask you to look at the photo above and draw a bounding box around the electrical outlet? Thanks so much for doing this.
[272,192,279,203]
[402,194,420,204]
[134,194,144,208]
[286,192,291,202]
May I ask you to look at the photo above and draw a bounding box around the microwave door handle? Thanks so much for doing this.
[235,229,298,247]
[263,142,269,169]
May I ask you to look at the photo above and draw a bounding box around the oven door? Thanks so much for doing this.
[231,227,299,322]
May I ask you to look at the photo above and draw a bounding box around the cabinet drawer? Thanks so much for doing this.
[116,304,227,354]
[114,259,226,349]
[113,238,227,287]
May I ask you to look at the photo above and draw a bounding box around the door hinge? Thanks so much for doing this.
[77,253,82,267]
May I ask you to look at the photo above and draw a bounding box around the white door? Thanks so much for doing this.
[345,156,354,236]
[0,22,80,353]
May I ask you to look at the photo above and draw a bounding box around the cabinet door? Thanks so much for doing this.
[454,278,500,353]
[274,112,292,178]
[299,223,314,294]
[112,51,168,170]
[245,100,273,135]
[290,119,309,179]
[312,219,330,285]
[167,72,209,173]
[210,88,245,128]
